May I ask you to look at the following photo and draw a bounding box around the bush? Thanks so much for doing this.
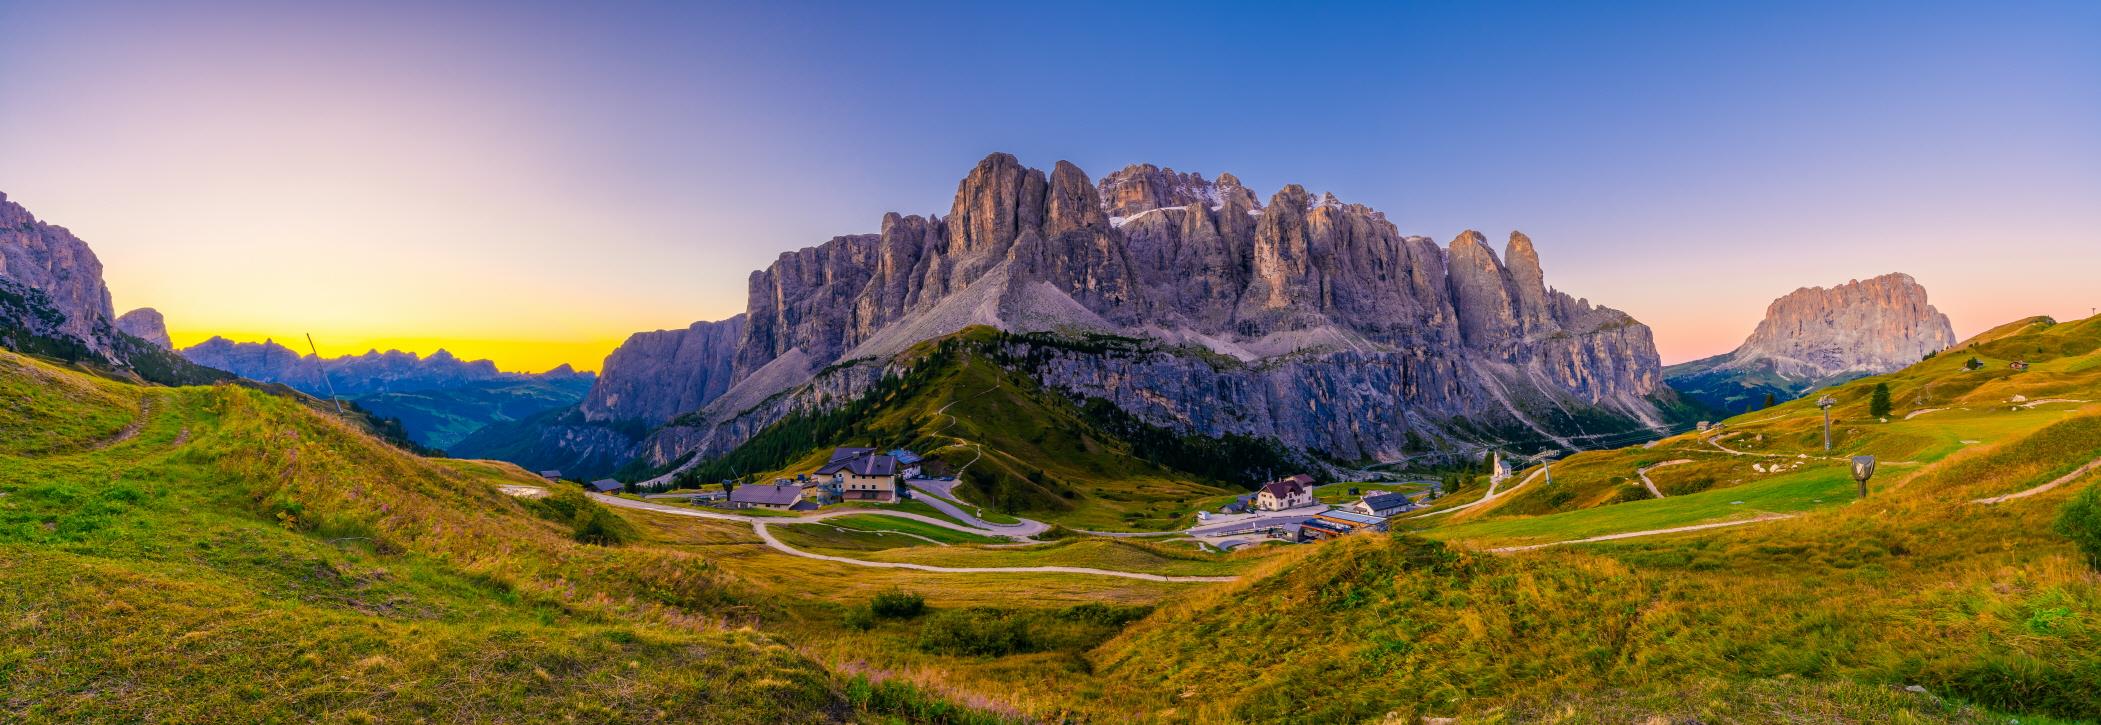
[2056,484,2101,570]
[843,605,876,631]
[870,590,926,619]
[916,608,1033,657]
[535,486,637,546]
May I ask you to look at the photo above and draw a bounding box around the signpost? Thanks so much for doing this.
[1818,395,1839,451]
[1851,455,1877,498]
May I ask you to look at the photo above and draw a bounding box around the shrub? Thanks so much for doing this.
[916,608,1033,657]
[870,590,926,619]
[2056,484,2101,570]
[843,605,876,631]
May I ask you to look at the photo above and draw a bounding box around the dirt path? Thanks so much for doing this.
[1488,513,1796,553]
[92,398,152,451]
[1636,459,1693,498]
[586,493,1230,581]
[1971,456,2101,505]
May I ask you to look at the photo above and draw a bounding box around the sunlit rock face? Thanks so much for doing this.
[1665,273,1958,412]
[627,153,1669,467]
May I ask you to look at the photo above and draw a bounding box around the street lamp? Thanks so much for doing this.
[1851,455,1877,498]
[1818,395,1839,451]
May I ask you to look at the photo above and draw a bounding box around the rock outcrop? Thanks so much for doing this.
[0,192,115,355]
[628,153,1672,470]
[1664,273,1957,413]
[116,308,172,349]
[582,314,746,425]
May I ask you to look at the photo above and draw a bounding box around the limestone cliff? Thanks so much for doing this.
[1664,273,1957,413]
[631,153,1673,470]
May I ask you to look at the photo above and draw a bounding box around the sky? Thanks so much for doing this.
[1,0,2095,373]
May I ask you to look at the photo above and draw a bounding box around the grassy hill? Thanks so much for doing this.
[0,348,941,722]
[684,327,1305,531]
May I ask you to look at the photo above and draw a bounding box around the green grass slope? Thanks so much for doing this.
[688,327,1304,531]
[0,350,866,723]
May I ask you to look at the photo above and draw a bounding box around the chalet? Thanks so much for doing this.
[585,479,623,494]
[1220,493,1257,514]
[1255,474,1317,511]
[888,448,925,479]
[729,483,805,510]
[817,447,900,502]
[1348,492,1415,517]
[537,470,563,481]
[2010,360,2031,371]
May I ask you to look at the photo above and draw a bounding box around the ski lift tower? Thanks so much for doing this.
[1818,394,1838,451]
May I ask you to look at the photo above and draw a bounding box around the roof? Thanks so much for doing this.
[731,483,805,506]
[1359,492,1411,509]
[1300,518,1353,534]
[887,448,922,465]
[1317,509,1388,526]
[1259,474,1314,499]
[537,470,563,478]
[816,447,879,475]
[585,479,622,493]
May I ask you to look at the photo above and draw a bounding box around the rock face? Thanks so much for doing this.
[1664,273,1957,413]
[626,153,1673,470]
[582,314,746,425]
[116,308,172,349]
[0,192,116,355]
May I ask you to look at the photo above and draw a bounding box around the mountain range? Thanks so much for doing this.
[481,154,1694,479]
[180,337,595,450]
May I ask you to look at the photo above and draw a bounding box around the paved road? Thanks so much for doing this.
[1186,508,1321,538]
[902,478,1049,535]
[1408,466,1545,519]
[589,493,1233,582]
[1489,513,1796,553]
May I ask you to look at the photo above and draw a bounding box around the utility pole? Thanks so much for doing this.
[306,333,344,415]
[1818,395,1838,451]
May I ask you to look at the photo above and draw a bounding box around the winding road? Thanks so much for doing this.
[588,492,1231,582]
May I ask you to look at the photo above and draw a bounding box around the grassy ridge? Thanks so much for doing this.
[0,350,858,723]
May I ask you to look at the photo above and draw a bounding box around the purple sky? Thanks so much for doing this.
[1,0,2096,371]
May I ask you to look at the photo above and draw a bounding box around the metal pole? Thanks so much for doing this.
[1823,407,1832,451]
[305,333,344,415]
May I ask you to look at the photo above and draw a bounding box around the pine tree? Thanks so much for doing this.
[1763,392,1777,409]
[1869,383,1893,418]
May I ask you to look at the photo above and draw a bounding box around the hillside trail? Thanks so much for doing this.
[1970,455,2101,505]
[590,493,1230,582]
[1636,459,1693,498]
[91,398,153,451]
[1488,513,1796,553]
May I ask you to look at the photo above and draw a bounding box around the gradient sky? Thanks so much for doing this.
[2,1,2096,373]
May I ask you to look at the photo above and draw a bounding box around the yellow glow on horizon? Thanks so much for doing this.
[168,329,627,375]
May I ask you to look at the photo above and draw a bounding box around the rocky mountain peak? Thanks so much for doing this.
[1730,272,1957,379]
[0,191,116,353]
[115,307,172,349]
[1097,163,1219,218]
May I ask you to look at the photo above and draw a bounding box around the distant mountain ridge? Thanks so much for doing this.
[1665,273,1957,413]
[180,336,595,449]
